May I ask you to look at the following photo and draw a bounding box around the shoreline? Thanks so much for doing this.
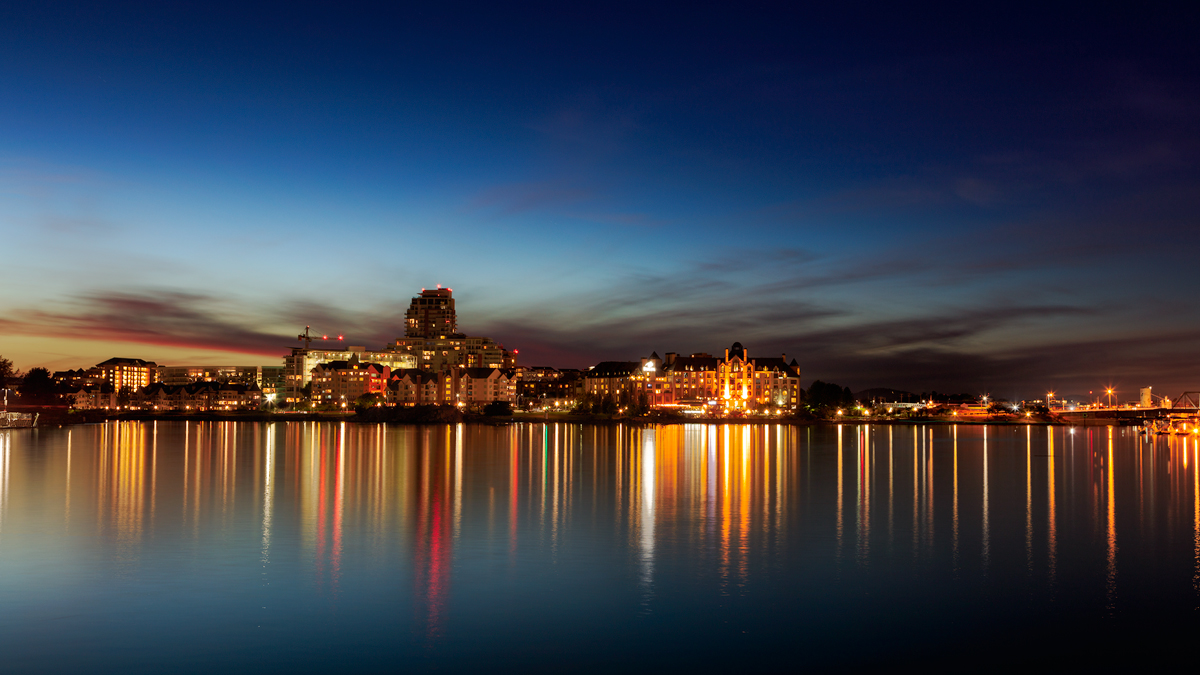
[8,406,1113,427]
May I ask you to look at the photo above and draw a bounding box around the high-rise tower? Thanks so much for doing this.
[404,287,457,338]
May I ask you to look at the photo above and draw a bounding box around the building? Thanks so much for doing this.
[284,346,416,403]
[517,366,583,407]
[658,353,721,405]
[65,384,116,410]
[309,359,391,405]
[450,368,518,407]
[95,357,159,392]
[386,369,441,406]
[715,342,801,410]
[382,367,516,408]
[388,334,515,372]
[583,343,801,412]
[405,286,457,338]
[159,365,284,391]
[131,382,263,411]
[281,285,517,403]
[583,361,640,401]
[388,286,517,372]
[52,368,106,389]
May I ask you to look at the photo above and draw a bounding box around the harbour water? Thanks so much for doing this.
[1,421,1198,672]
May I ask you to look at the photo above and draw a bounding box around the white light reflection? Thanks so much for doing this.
[262,424,275,567]
[0,431,9,541]
[639,428,656,610]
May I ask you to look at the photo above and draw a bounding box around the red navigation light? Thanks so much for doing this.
[323,335,328,339]
[338,335,344,340]
[514,349,519,354]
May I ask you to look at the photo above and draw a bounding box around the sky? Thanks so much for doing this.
[2,2,1198,400]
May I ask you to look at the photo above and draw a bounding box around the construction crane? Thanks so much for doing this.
[296,325,344,349]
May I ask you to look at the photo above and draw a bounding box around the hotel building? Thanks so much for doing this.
[95,357,159,393]
[584,342,801,411]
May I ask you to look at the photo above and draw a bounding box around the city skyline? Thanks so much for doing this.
[3,3,1199,399]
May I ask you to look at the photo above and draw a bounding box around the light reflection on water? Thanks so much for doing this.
[1,421,1199,672]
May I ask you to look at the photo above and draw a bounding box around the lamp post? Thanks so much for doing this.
[1106,388,1114,408]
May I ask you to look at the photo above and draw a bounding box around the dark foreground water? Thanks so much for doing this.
[1,421,1198,672]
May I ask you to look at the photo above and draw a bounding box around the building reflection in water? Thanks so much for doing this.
[9,420,1200,637]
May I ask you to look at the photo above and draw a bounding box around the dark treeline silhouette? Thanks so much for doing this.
[804,380,854,413]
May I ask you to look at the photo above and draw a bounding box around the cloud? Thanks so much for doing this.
[468,181,593,217]
[0,290,405,359]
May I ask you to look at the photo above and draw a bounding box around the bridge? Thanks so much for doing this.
[1057,391,1200,425]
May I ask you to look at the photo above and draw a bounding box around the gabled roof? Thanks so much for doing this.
[664,356,719,372]
[587,361,639,377]
[461,367,502,379]
[96,357,157,368]
[390,368,438,384]
[749,357,800,377]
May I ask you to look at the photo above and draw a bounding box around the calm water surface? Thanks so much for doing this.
[1,421,1198,672]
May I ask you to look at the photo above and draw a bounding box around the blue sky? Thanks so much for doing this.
[2,2,1199,399]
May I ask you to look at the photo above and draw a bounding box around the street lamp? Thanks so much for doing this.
[1105,388,1114,408]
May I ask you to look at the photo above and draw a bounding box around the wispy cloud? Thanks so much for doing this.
[468,180,593,217]
[0,290,403,358]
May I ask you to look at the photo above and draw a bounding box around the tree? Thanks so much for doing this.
[574,392,595,414]
[633,390,650,416]
[19,367,56,404]
[0,356,14,389]
[354,393,381,411]
[599,392,617,415]
[483,401,513,416]
[805,380,852,413]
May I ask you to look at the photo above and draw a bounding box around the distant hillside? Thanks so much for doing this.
[855,388,918,402]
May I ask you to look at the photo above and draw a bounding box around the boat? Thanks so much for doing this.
[1143,415,1200,435]
[0,411,38,429]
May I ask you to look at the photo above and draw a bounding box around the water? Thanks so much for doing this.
[1,421,1198,672]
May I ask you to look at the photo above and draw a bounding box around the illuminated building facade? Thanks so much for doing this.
[131,382,263,411]
[65,385,116,410]
[284,346,416,402]
[95,357,159,392]
[584,343,801,411]
[310,359,391,404]
[716,342,801,410]
[388,335,515,372]
[384,367,516,408]
[387,369,441,406]
[517,366,583,406]
[449,367,517,406]
[52,368,106,389]
[405,286,457,338]
[583,361,640,399]
[158,365,284,392]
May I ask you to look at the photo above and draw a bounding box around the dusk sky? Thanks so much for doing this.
[2,2,1198,399]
